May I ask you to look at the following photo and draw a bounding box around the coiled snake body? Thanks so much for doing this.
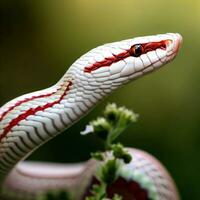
[0,33,182,200]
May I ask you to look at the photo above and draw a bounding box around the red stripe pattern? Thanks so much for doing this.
[0,91,58,122]
[0,81,72,141]
[84,51,130,73]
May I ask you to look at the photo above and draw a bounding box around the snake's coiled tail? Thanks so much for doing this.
[0,33,182,200]
[80,149,179,200]
[2,149,179,200]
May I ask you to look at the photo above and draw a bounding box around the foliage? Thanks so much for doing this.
[90,103,138,149]
[83,103,138,200]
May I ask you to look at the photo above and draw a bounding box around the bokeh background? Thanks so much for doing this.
[0,0,199,199]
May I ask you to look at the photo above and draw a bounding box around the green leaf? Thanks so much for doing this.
[91,151,104,161]
[91,117,111,140]
[100,159,119,185]
[112,194,122,200]
[86,184,106,200]
[111,143,132,164]
[104,103,119,124]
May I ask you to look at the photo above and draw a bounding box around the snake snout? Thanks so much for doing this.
[167,33,183,55]
[174,33,183,53]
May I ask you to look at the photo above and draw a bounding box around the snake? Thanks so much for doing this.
[0,33,182,200]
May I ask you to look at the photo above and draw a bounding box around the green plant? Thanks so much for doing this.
[82,103,138,200]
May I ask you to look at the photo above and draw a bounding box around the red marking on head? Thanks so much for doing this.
[84,40,169,73]
[0,81,72,141]
[141,40,168,53]
[84,51,130,73]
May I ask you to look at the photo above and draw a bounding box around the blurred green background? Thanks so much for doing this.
[0,0,199,199]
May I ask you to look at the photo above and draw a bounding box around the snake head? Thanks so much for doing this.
[69,33,182,96]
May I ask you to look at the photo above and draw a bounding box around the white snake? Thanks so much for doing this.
[0,33,182,200]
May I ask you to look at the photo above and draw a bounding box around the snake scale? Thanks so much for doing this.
[0,33,182,200]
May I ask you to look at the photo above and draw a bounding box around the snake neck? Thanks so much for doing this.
[0,66,104,185]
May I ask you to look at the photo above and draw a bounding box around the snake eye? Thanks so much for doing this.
[130,44,144,57]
